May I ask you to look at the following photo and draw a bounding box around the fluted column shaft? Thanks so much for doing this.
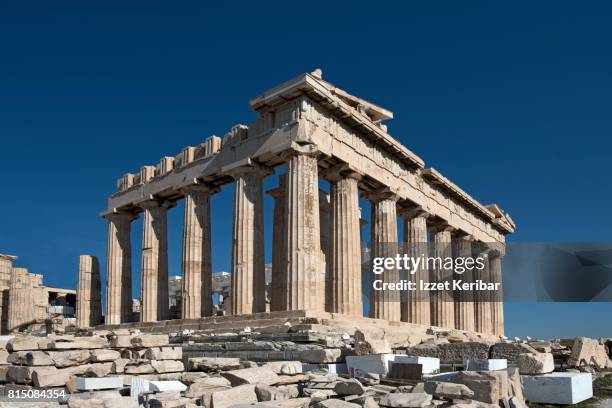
[402,209,430,325]
[474,247,493,334]
[489,251,505,335]
[230,166,267,315]
[182,186,215,319]
[454,236,475,331]
[7,267,31,333]
[105,212,134,324]
[77,255,101,328]
[285,150,325,311]
[369,193,400,321]
[319,191,332,312]
[430,227,455,329]
[141,202,169,322]
[330,173,362,316]
[268,175,287,312]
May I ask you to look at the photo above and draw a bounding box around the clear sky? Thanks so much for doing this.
[1,2,610,339]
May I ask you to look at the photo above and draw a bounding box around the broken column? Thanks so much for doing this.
[104,211,135,324]
[400,207,430,326]
[181,184,216,319]
[140,200,171,322]
[7,267,32,333]
[76,255,102,328]
[267,175,287,312]
[429,225,455,329]
[284,147,325,312]
[230,165,269,315]
[454,235,475,332]
[368,190,400,321]
[328,168,363,316]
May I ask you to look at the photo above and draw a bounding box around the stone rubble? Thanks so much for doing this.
[0,327,609,407]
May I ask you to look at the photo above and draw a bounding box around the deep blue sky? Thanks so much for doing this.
[1,2,610,338]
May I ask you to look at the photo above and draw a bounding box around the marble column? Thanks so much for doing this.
[369,191,401,321]
[328,170,363,316]
[284,148,325,312]
[105,211,135,325]
[429,225,455,329]
[77,255,101,328]
[181,185,216,319]
[454,235,475,332]
[474,246,493,334]
[230,165,269,315]
[140,201,170,322]
[7,267,31,333]
[489,249,505,336]
[400,208,431,325]
[268,175,287,312]
[0,254,16,334]
[319,190,332,312]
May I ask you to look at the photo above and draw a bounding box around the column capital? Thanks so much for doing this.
[180,181,220,195]
[281,142,320,160]
[320,163,363,182]
[429,222,456,234]
[398,205,430,220]
[104,209,138,223]
[454,232,474,242]
[363,187,400,204]
[225,161,273,180]
[485,242,506,258]
[136,198,175,211]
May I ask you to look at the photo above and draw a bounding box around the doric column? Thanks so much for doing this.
[267,175,287,312]
[284,147,325,312]
[400,207,430,325]
[328,169,363,316]
[489,247,505,336]
[77,255,101,328]
[319,190,332,312]
[105,211,135,324]
[7,267,30,333]
[368,190,401,321]
[230,165,270,315]
[474,245,493,334]
[0,254,16,334]
[181,185,216,319]
[429,224,455,329]
[140,200,171,322]
[454,235,475,332]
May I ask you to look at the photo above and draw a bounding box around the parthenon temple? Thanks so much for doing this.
[100,70,515,336]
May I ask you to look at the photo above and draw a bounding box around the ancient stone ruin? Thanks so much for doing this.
[98,70,515,336]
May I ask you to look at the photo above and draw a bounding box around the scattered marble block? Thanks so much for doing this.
[464,358,508,371]
[76,376,124,390]
[346,354,440,377]
[523,372,593,405]
[303,363,348,375]
[149,380,187,392]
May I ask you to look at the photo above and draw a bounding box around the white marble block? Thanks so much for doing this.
[346,354,440,377]
[464,358,507,371]
[76,376,124,390]
[523,372,593,405]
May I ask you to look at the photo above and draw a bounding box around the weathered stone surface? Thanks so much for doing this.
[130,334,169,348]
[334,379,366,395]
[151,359,184,373]
[300,349,342,363]
[188,357,241,372]
[221,366,279,386]
[90,349,121,362]
[32,366,69,387]
[506,367,524,405]
[568,337,610,368]
[124,361,155,374]
[255,384,299,401]
[210,384,258,408]
[517,352,554,375]
[437,342,491,364]
[263,361,303,375]
[84,362,113,377]
[380,393,432,408]
[424,381,474,399]
[49,350,91,367]
[451,371,508,404]
[111,358,129,373]
[49,336,108,350]
[180,371,209,384]
[316,400,361,408]
[109,334,133,348]
[489,343,538,364]
[0,350,8,364]
[7,350,52,366]
[185,376,231,399]
[6,365,36,383]
[144,346,182,360]
[7,337,40,352]
[522,372,593,405]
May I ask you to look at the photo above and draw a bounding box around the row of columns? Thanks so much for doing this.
[104,148,504,335]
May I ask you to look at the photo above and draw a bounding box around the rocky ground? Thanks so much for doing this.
[0,323,610,408]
